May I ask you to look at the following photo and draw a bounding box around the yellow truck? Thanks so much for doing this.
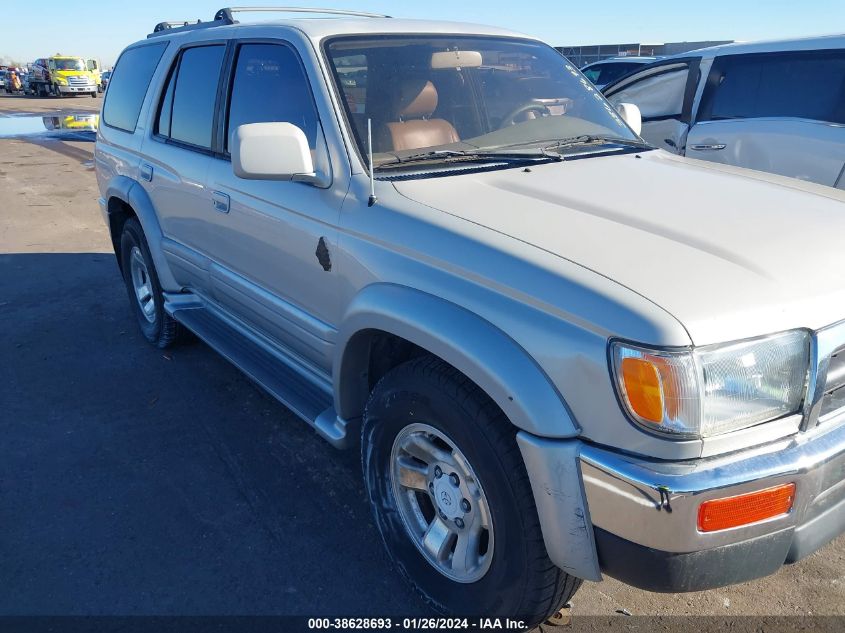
[29,55,98,98]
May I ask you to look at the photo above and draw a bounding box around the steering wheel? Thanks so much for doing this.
[499,101,552,128]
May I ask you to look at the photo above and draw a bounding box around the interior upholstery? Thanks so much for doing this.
[397,80,440,118]
[386,79,460,152]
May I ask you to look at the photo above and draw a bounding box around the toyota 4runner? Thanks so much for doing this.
[95,7,845,627]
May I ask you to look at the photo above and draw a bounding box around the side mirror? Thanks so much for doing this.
[616,102,642,136]
[231,122,316,182]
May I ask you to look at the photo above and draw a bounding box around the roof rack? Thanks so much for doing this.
[148,6,390,38]
[216,6,392,20]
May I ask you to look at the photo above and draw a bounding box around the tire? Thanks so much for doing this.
[119,218,181,348]
[362,356,581,628]
[91,92,97,98]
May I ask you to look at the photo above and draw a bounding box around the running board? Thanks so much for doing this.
[169,303,353,448]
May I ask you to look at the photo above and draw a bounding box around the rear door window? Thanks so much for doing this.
[157,44,226,149]
[700,50,845,124]
[103,42,168,133]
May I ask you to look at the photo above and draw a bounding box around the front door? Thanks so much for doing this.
[205,40,347,373]
[603,58,701,153]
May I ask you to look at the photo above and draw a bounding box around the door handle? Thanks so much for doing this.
[211,191,230,214]
[689,143,727,151]
[140,163,153,181]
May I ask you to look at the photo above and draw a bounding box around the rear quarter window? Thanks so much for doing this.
[103,42,168,133]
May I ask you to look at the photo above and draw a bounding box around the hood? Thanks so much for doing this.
[392,150,845,345]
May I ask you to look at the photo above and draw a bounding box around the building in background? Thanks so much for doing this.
[557,41,733,67]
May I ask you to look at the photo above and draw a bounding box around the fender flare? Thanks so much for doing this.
[334,283,579,438]
[105,175,180,292]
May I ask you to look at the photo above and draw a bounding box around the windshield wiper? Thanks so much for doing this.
[377,148,562,169]
[542,135,652,152]
[489,135,652,154]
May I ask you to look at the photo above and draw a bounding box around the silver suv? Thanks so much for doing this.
[96,7,845,626]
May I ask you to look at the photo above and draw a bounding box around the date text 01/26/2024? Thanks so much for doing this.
[307,618,528,630]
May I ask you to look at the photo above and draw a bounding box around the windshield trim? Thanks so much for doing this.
[321,32,570,176]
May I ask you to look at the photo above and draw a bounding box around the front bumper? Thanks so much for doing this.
[57,84,95,94]
[518,410,845,592]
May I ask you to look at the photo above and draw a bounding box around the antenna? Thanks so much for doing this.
[367,118,377,207]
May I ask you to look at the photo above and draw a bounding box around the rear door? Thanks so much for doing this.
[603,57,701,153]
[141,42,228,291]
[687,49,845,187]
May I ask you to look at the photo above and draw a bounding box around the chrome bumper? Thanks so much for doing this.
[519,410,845,590]
[581,410,845,554]
[57,84,95,93]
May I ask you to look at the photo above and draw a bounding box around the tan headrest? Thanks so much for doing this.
[398,80,439,119]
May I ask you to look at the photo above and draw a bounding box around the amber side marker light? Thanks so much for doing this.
[698,483,796,532]
[620,356,664,423]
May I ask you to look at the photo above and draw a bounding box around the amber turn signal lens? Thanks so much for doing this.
[620,357,663,423]
[698,483,796,532]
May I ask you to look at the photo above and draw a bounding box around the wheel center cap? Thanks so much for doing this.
[433,477,462,520]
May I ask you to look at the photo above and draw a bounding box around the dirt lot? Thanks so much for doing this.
[1,93,843,622]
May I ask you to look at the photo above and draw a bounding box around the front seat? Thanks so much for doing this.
[386,80,460,152]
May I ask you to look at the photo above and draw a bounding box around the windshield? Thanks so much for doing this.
[325,36,638,168]
[53,58,86,71]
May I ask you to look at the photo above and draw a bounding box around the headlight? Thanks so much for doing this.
[55,77,67,85]
[611,330,810,438]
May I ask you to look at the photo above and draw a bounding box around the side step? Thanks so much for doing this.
[170,304,354,448]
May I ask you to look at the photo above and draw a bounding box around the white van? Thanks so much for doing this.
[603,35,845,188]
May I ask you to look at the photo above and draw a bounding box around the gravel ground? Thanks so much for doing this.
[1,93,842,624]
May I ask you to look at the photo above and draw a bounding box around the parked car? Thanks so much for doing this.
[100,70,111,92]
[602,35,845,188]
[96,8,845,627]
[580,56,660,89]
[4,69,24,93]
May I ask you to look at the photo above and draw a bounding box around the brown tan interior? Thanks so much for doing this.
[385,80,461,152]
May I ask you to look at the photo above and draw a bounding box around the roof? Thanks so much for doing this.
[146,15,534,45]
[265,17,528,40]
[677,33,845,57]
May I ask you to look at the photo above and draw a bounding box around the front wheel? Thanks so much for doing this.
[362,357,580,627]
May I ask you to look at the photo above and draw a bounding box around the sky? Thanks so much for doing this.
[2,0,843,67]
